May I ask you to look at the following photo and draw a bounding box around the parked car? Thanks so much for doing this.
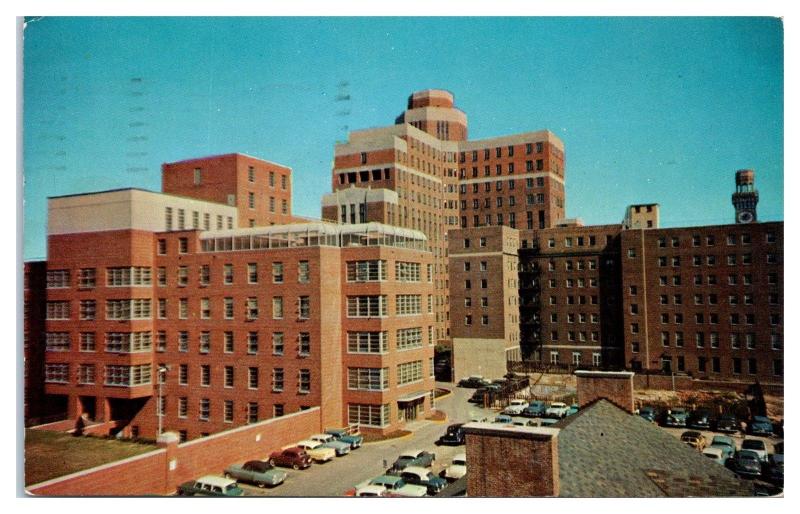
[521,400,547,418]
[714,413,741,434]
[709,435,736,460]
[539,417,559,426]
[177,475,244,497]
[503,399,529,416]
[360,475,427,497]
[223,460,287,488]
[390,449,436,472]
[680,430,707,450]
[566,404,580,417]
[741,439,769,462]
[748,416,774,436]
[325,427,364,449]
[545,402,570,419]
[468,388,490,404]
[437,423,465,445]
[400,466,448,495]
[768,452,784,486]
[702,447,726,465]
[295,440,336,463]
[268,446,312,470]
[443,453,466,482]
[663,408,689,427]
[493,414,513,424]
[354,485,388,497]
[309,433,351,456]
[458,376,490,388]
[687,409,713,430]
[638,406,657,423]
[732,450,762,478]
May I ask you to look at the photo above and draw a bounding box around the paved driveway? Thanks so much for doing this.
[239,383,494,497]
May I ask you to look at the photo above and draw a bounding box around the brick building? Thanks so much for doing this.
[27,157,435,440]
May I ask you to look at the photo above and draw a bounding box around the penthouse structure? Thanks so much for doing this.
[26,154,435,440]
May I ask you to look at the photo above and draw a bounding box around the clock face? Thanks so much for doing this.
[737,210,754,224]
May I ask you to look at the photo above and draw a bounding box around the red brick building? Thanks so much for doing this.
[28,161,435,439]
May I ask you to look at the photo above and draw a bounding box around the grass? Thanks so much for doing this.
[425,410,447,422]
[25,429,156,486]
[362,430,412,443]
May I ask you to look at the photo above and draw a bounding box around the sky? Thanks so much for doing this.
[22,16,784,260]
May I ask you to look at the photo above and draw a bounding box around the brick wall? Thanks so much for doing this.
[28,407,321,496]
[463,423,559,497]
[575,371,635,413]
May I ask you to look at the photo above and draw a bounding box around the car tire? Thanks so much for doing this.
[269,459,276,466]
[257,482,266,489]
[292,463,300,470]
[224,473,232,479]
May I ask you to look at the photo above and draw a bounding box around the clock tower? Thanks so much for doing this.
[732,169,759,224]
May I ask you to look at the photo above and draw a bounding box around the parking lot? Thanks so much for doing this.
[234,384,492,496]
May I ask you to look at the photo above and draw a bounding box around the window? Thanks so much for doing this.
[224,297,234,319]
[199,331,210,353]
[272,262,284,283]
[45,332,71,352]
[178,364,188,385]
[105,364,151,386]
[223,264,233,284]
[178,331,189,352]
[157,239,167,254]
[396,327,423,350]
[297,333,311,356]
[78,268,96,288]
[224,332,234,353]
[199,298,210,319]
[348,368,389,390]
[348,403,390,428]
[272,332,284,355]
[272,297,284,319]
[397,361,423,385]
[347,332,388,353]
[79,332,96,352]
[46,269,70,288]
[298,261,310,283]
[178,298,188,319]
[248,367,258,389]
[395,261,421,282]
[347,296,387,317]
[178,237,188,254]
[45,363,69,383]
[272,368,284,392]
[200,364,211,386]
[78,299,96,320]
[199,399,210,420]
[247,332,259,354]
[346,260,386,282]
[396,295,421,316]
[247,263,258,284]
[46,301,70,320]
[298,296,310,319]
[78,364,95,385]
[246,297,259,319]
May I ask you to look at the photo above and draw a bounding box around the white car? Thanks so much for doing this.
[354,485,388,497]
[294,440,336,463]
[309,433,351,456]
[545,402,570,419]
[702,447,726,465]
[503,399,529,416]
[443,453,466,481]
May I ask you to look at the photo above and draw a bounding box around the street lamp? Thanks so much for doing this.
[157,364,170,436]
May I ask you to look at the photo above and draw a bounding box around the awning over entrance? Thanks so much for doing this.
[397,391,428,403]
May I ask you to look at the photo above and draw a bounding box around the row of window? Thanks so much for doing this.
[642,292,781,306]
[654,232,778,248]
[164,397,287,425]
[347,360,431,390]
[45,299,152,320]
[458,160,546,180]
[648,253,780,266]
[643,355,783,377]
[656,331,782,350]
[653,272,779,287]
[459,142,545,163]
[170,364,311,393]
[246,192,289,215]
[164,208,234,232]
[245,166,288,190]
[45,363,151,386]
[648,312,781,326]
[345,260,431,283]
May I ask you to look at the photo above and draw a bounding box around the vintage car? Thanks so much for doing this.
[389,449,435,472]
[680,430,707,450]
[545,402,570,419]
[663,408,689,427]
[325,427,364,449]
[709,435,736,460]
[354,485,389,497]
[223,460,287,488]
[748,416,774,436]
[521,400,547,418]
[400,466,447,495]
[268,446,312,470]
[177,475,244,497]
[503,399,529,416]
[294,440,337,463]
[309,433,351,456]
[358,475,427,497]
[442,453,467,482]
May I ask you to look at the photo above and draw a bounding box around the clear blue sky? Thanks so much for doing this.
[23,17,783,260]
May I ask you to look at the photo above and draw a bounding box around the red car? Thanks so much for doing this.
[268,446,312,470]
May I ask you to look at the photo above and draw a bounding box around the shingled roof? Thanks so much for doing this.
[555,399,753,497]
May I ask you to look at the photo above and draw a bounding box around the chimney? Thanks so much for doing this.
[462,422,559,497]
[574,370,635,414]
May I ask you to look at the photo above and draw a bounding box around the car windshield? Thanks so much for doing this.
[453,459,466,466]
[225,484,238,492]
[742,440,765,450]
[739,452,759,461]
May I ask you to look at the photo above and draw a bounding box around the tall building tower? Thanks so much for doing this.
[325,89,565,346]
[732,169,759,224]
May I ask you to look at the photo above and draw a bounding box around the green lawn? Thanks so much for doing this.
[25,429,156,486]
